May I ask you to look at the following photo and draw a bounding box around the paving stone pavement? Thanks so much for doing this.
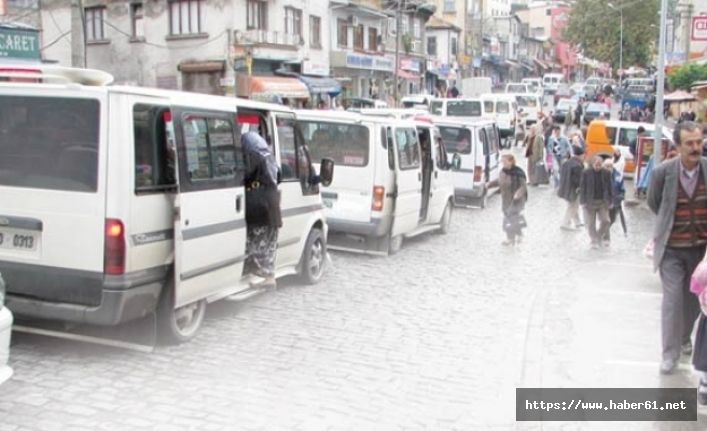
[0,155,704,430]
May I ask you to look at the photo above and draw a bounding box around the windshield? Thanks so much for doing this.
[587,103,607,112]
[0,95,100,192]
[439,126,472,154]
[556,100,572,110]
[430,101,444,115]
[516,96,537,108]
[507,84,526,93]
[496,102,510,114]
[447,100,482,117]
[300,121,370,167]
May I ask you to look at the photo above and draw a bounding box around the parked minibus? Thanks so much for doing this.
[297,111,454,255]
[434,117,501,208]
[480,93,518,143]
[429,98,484,121]
[0,65,333,343]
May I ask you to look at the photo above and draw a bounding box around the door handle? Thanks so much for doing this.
[236,195,242,213]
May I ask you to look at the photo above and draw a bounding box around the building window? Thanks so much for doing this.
[427,36,437,56]
[310,15,321,47]
[131,3,144,39]
[451,36,458,56]
[285,7,302,38]
[354,24,364,50]
[443,0,455,13]
[247,0,267,30]
[368,27,378,51]
[413,18,420,39]
[337,19,348,47]
[169,0,204,35]
[85,7,106,42]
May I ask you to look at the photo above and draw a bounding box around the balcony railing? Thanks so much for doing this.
[234,29,302,47]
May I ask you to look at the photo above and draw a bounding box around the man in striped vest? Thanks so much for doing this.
[648,121,706,375]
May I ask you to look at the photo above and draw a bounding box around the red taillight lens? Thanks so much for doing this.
[104,219,126,275]
[473,166,483,182]
[372,186,385,211]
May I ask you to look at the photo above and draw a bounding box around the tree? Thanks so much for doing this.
[668,63,707,90]
[564,0,660,71]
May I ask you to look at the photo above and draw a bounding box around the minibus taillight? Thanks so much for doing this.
[104,219,126,275]
[473,166,483,182]
[372,186,385,212]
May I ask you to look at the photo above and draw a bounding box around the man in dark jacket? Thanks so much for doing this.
[579,155,614,248]
[558,145,585,230]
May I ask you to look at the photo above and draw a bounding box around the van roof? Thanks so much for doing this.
[294,109,414,126]
[593,120,672,134]
[432,116,495,128]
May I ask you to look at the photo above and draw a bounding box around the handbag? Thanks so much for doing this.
[535,161,550,185]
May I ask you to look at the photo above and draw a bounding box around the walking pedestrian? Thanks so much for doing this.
[548,126,571,188]
[525,123,545,186]
[242,131,283,289]
[558,145,585,230]
[602,158,625,242]
[647,121,706,375]
[499,153,528,246]
[574,99,583,128]
[579,155,613,249]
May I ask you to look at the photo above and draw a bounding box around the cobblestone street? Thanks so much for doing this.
[1,149,706,430]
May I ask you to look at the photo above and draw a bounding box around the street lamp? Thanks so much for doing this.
[608,2,623,84]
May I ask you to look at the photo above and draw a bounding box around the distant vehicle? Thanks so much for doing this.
[345,97,388,109]
[583,102,612,124]
[521,78,543,94]
[584,77,604,100]
[511,93,542,125]
[505,83,530,94]
[621,85,652,109]
[401,95,432,109]
[480,93,518,143]
[359,108,429,120]
[542,73,565,95]
[552,98,578,123]
[429,98,484,120]
[461,77,493,98]
[570,83,585,96]
[554,83,573,104]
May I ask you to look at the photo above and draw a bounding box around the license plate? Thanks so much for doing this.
[0,228,39,252]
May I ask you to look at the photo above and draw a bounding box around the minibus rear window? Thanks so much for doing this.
[0,95,100,192]
[430,101,444,115]
[497,102,510,114]
[300,121,370,167]
[447,101,482,117]
[439,126,471,154]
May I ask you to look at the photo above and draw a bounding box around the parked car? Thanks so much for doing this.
[552,98,578,123]
[0,273,12,385]
[583,102,611,124]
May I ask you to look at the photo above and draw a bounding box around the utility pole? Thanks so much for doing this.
[653,0,668,164]
[479,0,483,77]
[393,0,402,107]
[70,0,86,68]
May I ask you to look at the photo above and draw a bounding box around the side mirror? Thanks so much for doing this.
[319,158,334,187]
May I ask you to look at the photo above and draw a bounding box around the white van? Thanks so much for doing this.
[401,95,432,109]
[297,111,454,255]
[434,117,501,208]
[480,93,518,144]
[429,98,484,120]
[542,73,565,94]
[511,93,543,126]
[522,78,543,94]
[505,83,530,94]
[0,66,333,343]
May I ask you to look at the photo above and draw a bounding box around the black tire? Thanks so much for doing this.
[156,278,206,345]
[387,232,403,255]
[438,201,453,235]
[299,228,326,285]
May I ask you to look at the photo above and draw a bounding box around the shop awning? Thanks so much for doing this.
[296,75,342,96]
[664,90,696,102]
[178,61,225,73]
[237,76,310,102]
[397,69,420,80]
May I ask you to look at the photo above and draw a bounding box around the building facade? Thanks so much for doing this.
[425,16,460,94]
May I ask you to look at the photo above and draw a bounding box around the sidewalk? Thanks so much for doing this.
[516,189,707,430]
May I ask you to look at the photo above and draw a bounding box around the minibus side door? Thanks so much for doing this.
[391,127,423,236]
[172,108,246,308]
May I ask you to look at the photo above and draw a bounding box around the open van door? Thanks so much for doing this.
[169,108,246,341]
[389,126,423,248]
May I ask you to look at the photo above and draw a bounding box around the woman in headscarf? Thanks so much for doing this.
[242,131,282,288]
[499,153,528,246]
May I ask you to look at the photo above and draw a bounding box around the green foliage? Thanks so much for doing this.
[668,63,707,90]
[564,0,660,70]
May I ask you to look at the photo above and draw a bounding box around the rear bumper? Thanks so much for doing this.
[327,217,388,237]
[5,265,166,326]
[0,307,12,385]
[454,186,485,205]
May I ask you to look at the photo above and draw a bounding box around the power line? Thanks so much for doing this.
[102,19,227,51]
[41,30,71,51]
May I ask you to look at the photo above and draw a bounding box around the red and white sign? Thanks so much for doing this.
[692,16,707,41]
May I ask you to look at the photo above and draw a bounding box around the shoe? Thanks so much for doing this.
[682,341,693,356]
[501,239,515,246]
[256,276,277,290]
[659,359,678,375]
[590,242,600,250]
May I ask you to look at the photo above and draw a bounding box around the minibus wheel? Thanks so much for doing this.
[387,233,403,255]
[157,281,206,344]
[438,202,453,234]
[299,228,325,285]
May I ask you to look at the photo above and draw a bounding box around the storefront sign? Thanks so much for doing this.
[302,61,329,76]
[400,58,421,73]
[345,53,393,72]
[693,16,707,41]
[0,26,39,60]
